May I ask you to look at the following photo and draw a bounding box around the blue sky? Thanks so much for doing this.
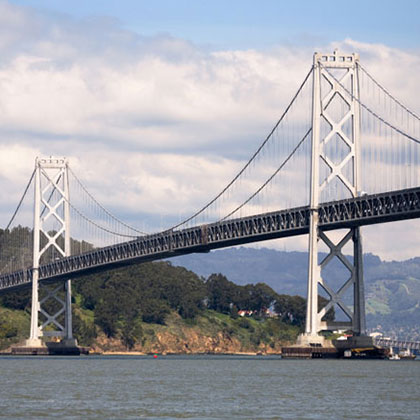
[1,0,419,260]
[9,0,420,50]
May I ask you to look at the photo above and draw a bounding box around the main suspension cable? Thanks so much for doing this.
[321,63,420,145]
[69,167,148,235]
[41,170,141,240]
[4,169,36,231]
[359,63,420,121]
[219,128,312,221]
[167,65,314,231]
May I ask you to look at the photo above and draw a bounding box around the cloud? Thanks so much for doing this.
[0,3,314,157]
[0,1,419,260]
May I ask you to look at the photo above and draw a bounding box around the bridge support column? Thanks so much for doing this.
[300,226,367,341]
[353,227,366,335]
[24,157,76,349]
[26,268,42,347]
[299,51,367,344]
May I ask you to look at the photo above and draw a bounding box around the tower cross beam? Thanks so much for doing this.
[299,50,365,345]
[25,157,76,349]
[319,230,354,272]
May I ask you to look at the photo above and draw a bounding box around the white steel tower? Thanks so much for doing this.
[26,157,75,347]
[299,51,366,345]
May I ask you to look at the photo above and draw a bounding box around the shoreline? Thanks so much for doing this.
[96,350,282,356]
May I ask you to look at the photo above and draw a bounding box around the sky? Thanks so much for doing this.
[0,0,419,260]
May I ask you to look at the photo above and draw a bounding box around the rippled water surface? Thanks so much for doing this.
[0,355,419,419]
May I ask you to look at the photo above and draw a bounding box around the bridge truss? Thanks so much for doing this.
[0,51,419,347]
[1,186,419,292]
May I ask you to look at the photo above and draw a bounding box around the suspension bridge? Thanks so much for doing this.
[0,51,419,350]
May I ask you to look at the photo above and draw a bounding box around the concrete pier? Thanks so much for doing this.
[282,336,389,359]
[10,340,89,356]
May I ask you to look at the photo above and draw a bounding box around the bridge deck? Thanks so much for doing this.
[1,186,419,293]
[374,338,420,351]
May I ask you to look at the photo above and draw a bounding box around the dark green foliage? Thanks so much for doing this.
[93,273,142,337]
[0,247,338,349]
[206,273,306,326]
[72,261,207,345]
[95,300,118,338]
[120,316,143,350]
[206,274,278,316]
[0,313,18,339]
[274,294,306,326]
[141,299,169,324]
[0,289,31,310]
[206,274,236,313]
[273,294,334,327]
[71,262,310,347]
[245,283,278,313]
[72,312,97,347]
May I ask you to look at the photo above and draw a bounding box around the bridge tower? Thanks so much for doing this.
[299,51,366,345]
[26,157,76,348]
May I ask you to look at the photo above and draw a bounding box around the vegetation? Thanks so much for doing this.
[174,248,420,340]
[0,260,323,351]
[0,306,30,349]
[0,228,334,351]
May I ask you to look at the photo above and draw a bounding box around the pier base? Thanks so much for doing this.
[11,338,89,356]
[281,345,338,359]
[24,338,43,348]
[333,335,389,359]
[296,333,326,347]
[282,334,335,358]
[282,335,389,359]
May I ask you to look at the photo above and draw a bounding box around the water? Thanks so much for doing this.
[0,355,419,419]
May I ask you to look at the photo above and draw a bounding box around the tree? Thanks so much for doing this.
[141,299,170,324]
[274,295,306,327]
[120,316,143,350]
[72,311,97,346]
[0,289,31,311]
[206,274,236,313]
[274,294,335,327]
[94,275,141,337]
[245,283,278,315]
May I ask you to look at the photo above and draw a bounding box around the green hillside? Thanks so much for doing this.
[1,228,418,347]
[0,261,307,352]
[172,248,420,340]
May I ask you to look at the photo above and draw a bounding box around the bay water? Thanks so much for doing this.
[0,355,419,419]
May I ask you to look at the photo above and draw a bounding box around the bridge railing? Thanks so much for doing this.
[0,186,419,293]
[374,337,420,351]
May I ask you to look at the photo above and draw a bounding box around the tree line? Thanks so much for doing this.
[0,260,333,349]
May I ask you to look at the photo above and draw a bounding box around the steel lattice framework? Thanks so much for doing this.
[302,51,365,344]
[1,51,419,351]
[26,157,74,347]
[1,186,419,294]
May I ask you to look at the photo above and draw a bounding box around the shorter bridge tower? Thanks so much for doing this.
[299,51,366,345]
[26,157,76,348]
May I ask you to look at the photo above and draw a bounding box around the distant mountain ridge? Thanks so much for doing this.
[170,247,420,340]
[170,247,387,295]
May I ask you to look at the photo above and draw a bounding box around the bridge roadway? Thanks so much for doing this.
[374,337,420,351]
[1,186,420,293]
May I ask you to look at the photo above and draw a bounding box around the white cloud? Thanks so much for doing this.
[0,143,38,181]
[0,1,419,260]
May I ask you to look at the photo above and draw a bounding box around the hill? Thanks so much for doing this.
[171,247,420,340]
[0,261,304,352]
[1,241,418,349]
